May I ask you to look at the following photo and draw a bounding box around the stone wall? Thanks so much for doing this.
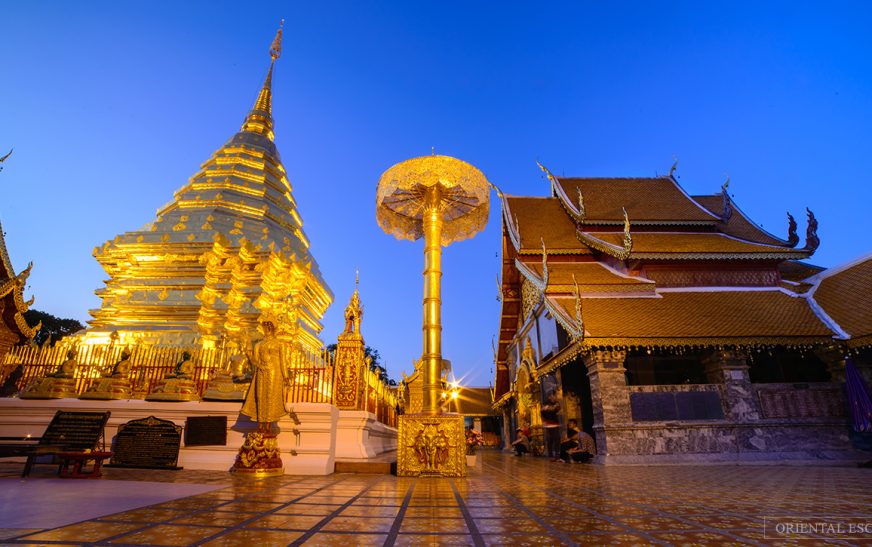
[585,350,863,464]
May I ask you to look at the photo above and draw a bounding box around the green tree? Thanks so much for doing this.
[20,309,84,346]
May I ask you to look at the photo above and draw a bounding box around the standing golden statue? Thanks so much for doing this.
[233,318,288,476]
[241,319,289,428]
[376,154,491,477]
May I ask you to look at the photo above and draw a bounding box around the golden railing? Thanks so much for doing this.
[0,343,398,426]
[358,365,399,427]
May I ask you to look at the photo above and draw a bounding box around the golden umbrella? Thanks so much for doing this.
[376,154,490,416]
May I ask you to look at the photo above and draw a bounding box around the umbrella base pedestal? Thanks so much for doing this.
[396,413,466,477]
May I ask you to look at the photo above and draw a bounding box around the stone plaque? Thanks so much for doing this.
[184,416,227,446]
[676,391,724,420]
[41,411,110,451]
[630,392,677,421]
[110,416,182,469]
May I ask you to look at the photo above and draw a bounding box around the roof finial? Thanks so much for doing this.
[669,155,678,177]
[431,146,436,156]
[355,267,360,288]
[0,149,11,172]
[270,20,284,61]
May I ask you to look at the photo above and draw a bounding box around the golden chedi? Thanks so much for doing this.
[83,23,332,351]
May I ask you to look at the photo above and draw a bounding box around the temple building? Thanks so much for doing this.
[0,151,39,360]
[84,27,332,351]
[493,164,871,463]
[0,224,39,360]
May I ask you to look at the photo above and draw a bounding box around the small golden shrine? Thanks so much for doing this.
[0,150,40,361]
[333,274,367,410]
[84,24,332,351]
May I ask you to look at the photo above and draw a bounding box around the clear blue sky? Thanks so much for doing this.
[2,1,871,388]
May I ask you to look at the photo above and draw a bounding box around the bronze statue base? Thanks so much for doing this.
[146,378,201,402]
[396,413,466,478]
[19,378,78,399]
[79,378,133,400]
[232,430,283,476]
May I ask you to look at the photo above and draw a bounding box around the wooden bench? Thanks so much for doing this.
[0,410,111,477]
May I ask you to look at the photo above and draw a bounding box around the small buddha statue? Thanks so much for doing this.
[20,349,80,399]
[168,352,194,378]
[80,349,134,400]
[108,350,133,378]
[203,346,252,401]
[147,351,200,401]
[52,350,79,378]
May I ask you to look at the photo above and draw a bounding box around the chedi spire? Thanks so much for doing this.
[241,21,283,141]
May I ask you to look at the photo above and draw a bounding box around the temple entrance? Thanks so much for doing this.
[560,357,594,437]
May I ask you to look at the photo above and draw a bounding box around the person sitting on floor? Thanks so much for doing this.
[568,430,597,463]
[511,427,529,456]
[559,418,581,462]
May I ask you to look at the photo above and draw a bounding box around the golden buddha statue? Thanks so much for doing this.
[147,351,200,401]
[203,341,252,401]
[20,349,79,399]
[233,317,288,476]
[240,319,288,429]
[80,349,134,400]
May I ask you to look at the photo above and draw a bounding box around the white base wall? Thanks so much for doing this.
[335,410,398,460]
[0,399,397,475]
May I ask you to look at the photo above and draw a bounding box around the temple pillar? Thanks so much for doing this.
[501,407,512,450]
[583,349,630,457]
[703,350,760,422]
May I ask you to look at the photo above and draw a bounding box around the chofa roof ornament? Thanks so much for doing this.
[786,212,799,248]
[803,208,820,253]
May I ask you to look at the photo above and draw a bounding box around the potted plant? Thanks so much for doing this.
[465,428,483,468]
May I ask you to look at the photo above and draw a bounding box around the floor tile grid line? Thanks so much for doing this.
[449,479,485,547]
[514,463,771,546]
[1,490,238,545]
[288,477,391,547]
[480,460,665,545]
[553,472,769,544]
[600,478,805,543]
[382,478,416,547]
[88,475,355,547]
[476,464,579,546]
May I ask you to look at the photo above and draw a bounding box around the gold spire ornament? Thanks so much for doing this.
[270,20,283,60]
[376,154,491,477]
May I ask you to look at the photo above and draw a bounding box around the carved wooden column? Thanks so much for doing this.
[703,350,760,422]
[583,349,630,457]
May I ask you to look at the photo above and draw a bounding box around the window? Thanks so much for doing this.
[624,350,709,386]
[748,347,830,383]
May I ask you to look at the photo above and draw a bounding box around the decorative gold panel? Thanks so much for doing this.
[397,413,466,478]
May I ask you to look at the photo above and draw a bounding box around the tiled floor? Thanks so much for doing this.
[1,451,870,546]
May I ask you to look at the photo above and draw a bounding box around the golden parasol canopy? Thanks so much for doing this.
[376,155,490,246]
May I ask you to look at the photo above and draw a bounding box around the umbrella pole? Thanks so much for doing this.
[422,186,443,415]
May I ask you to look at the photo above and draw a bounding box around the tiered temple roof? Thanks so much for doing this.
[494,164,867,399]
[0,152,40,358]
[85,27,332,350]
